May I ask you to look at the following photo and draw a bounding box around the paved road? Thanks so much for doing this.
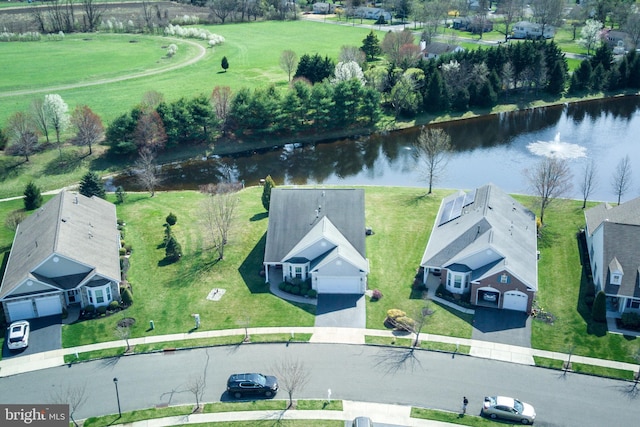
[1,343,638,426]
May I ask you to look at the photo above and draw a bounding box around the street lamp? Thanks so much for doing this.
[113,377,122,418]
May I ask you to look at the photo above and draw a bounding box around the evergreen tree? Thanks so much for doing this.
[591,63,607,91]
[166,212,177,226]
[361,31,381,61]
[628,55,640,89]
[476,80,498,108]
[546,61,566,96]
[221,56,229,72]
[165,234,182,262]
[23,181,43,211]
[262,175,276,211]
[0,127,7,151]
[79,171,106,199]
[424,72,445,113]
[592,290,607,322]
[590,43,613,71]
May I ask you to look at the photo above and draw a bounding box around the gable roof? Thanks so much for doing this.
[264,188,366,265]
[421,184,538,290]
[584,196,640,236]
[422,42,463,56]
[586,197,640,298]
[0,191,120,299]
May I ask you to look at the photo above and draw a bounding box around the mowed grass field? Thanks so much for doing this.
[0,21,381,125]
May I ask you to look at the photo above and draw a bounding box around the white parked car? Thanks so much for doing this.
[7,320,30,351]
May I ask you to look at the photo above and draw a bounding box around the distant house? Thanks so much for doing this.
[602,29,632,53]
[420,40,464,60]
[353,7,391,21]
[263,188,369,295]
[584,197,640,318]
[312,2,335,14]
[452,16,493,33]
[0,192,121,322]
[420,184,538,313]
[512,21,555,39]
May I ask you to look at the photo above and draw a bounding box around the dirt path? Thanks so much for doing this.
[0,36,207,98]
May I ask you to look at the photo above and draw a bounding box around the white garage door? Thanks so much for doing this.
[6,300,36,322]
[316,276,363,294]
[35,295,63,317]
[503,291,528,312]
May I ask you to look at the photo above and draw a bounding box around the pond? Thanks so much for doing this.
[113,95,640,203]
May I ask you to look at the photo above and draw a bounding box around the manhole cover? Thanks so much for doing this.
[117,317,136,328]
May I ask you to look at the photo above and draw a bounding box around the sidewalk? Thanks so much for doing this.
[1,326,638,378]
[109,400,457,427]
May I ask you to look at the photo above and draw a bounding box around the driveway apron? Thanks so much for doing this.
[315,294,366,328]
[2,315,62,359]
[471,307,531,348]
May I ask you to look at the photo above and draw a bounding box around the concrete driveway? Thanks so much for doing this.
[2,315,62,359]
[471,307,531,348]
[315,294,366,328]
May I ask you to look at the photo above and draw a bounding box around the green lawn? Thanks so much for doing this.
[0,20,383,125]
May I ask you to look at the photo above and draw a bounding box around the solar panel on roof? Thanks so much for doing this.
[451,194,465,219]
[438,199,456,225]
[464,189,476,206]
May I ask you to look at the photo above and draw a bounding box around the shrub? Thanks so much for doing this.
[291,285,301,295]
[393,316,416,332]
[117,218,125,226]
[96,306,107,315]
[166,212,177,226]
[592,291,607,322]
[386,309,406,321]
[285,284,293,293]
[23,181,43,211]
[121,288,133,306]
[119,247,126,256]
[125,244,132,254]
[371,289,383,300]
[621,313,640,330]
[84,305,95,313]
[108,300,120,311]
[306,289,317,298]
[278,282,287,291]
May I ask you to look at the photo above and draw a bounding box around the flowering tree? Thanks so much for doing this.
[43,94,70,150]
[332,61,365,85]
[580,19,603,56]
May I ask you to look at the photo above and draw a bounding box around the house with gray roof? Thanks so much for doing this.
[421,184,538,313]
[263,188,369,294]
[0,191,121,322]
[584,196,640,318]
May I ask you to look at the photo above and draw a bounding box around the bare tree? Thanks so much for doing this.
[411,303,433,347]
[115,324,132,353]
[134,110,167,152]
[81,0,105,32]
[338,45,366,68]
[611,155,632,205]
[4,210,27,231]
[623,13,640,48]
[530,0,564,37]
[381,29,415,66]
[525,157,573,225]
[273,357,311,409]
[211,86,232,136]
[70,105,104,155]
[280,50,299,82]
[579,159,598,209]
[141,90,165,109]
[50,383,88,427]
[6,111,39,162]
[413,127,452,194]
[30,98,50,143]
[186,374,206,412]
[135,147,160,197]
[496,0,525,42]
[209,0,237,24]
[200,183,240,260]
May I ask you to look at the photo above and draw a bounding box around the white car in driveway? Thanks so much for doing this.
[7,320,30,351]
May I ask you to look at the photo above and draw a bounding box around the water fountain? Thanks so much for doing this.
[526,132,587,159]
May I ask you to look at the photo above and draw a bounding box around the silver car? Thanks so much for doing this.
[482,395,536,424]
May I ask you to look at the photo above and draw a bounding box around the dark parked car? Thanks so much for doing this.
[226,373,278,399]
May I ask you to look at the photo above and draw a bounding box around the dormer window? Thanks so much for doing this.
[611,273,622,285]
[500,274,509,284]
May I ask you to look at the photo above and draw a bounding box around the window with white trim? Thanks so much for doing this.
[88,284,113,307]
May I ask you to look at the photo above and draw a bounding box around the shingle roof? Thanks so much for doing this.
[264,188,366,265]
[0,191,120,299]
[601,222,640,298]
[421,184,538,290]
[584,196,640,235]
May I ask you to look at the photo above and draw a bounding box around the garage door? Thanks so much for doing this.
[35,295,63,317]
[316,276,363,294]
[6,300,36,322]
[503,291,528,312]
